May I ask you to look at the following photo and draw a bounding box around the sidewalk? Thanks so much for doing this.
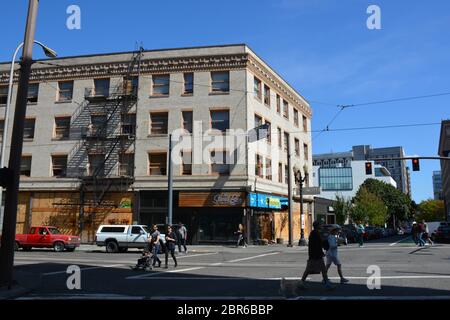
[0,271,42,300]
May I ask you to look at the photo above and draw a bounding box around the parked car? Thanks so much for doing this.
[95,224,167,253]
[15,226,80,252]
[374,227,384,239]
[431,226,450,243]
[318,224,348,246]
[342,225,358,243]
[363,226,377,240]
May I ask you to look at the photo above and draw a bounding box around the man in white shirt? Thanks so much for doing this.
[325,227,349,284]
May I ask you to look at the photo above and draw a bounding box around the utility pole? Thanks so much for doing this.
[287,134,293,247]
[167,134,173,226]
[0,0,39,288]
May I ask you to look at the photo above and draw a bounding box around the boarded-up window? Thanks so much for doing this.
[149,153,167,175]
[150,112,168,134]
[54,117,71,139]
[52,155,68,177]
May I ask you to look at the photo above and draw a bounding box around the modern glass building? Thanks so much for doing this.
[318,167,353,191]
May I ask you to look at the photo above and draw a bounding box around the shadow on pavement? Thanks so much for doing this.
[7,262,450,300]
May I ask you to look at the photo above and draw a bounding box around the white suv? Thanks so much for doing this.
[95,225,153,253]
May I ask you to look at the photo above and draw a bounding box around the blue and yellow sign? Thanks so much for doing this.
[248,193,288,209]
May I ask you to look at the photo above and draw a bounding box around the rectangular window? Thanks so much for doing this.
[254,114,263,128]
[255,154,264,178]
[150,112,168,134]
[20,156,32,177]
[278,127,282,148]
[27,83,39,103]
[211,71,229,93]
[123,76,138,96]
[266,158,272,180]
[182,111,193,134]
[254,77,262,100]
[121,113,136,136]
[284,132,289,153]
[283,100,289,119]
[152,74,170,96]
[94,79,110,97]
[263,85,270,106]
[52,155,68,177]
[304,143,309,160]
[183,73,194,95]
[24,119,35,139]
[210,110,229,132]
[149,153,167,176]
[58,81,74,102]
[90,114,107,136]
[0,85,8,104]
[88,154,105,176]
[181,151,192,175]
[119,153,134,176]
[211,151,230,175]
[303,115,308,132]
[295,138,300,157]
[294,109,299,127]
[278,163,283,183]
[284,165,289,184]
[276,94,281,114]
[0,120,4,142]
[265,120,271,144]
[319,167,353,191]
[54,117,71,139]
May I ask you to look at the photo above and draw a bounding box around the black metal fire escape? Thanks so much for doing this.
[55,48,143,233]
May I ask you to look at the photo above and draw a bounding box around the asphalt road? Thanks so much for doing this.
[11,236,450,300]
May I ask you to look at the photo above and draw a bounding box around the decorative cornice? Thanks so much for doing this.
[0,54,249,83]
[0,51,311,118]
[246,55,312,118]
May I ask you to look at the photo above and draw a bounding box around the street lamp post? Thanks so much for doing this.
[295,168,307,246]
[0,40,57,232]
[0,0,58,289]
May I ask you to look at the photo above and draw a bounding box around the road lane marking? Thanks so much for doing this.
[127,267,205,280]
[390,237,411,246]
[42,264,125,276]
[227,252,280,263]
[126,252,281,280]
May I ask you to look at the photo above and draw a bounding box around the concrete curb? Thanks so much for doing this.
[0,286,32,300]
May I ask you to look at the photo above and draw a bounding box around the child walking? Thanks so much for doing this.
[325,227,349,284]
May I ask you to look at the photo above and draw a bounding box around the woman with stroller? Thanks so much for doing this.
[164,225,178,268]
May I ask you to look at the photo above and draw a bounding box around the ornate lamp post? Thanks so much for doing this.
[294,166,308,246]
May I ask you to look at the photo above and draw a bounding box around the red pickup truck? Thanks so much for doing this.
[15,226,81,252]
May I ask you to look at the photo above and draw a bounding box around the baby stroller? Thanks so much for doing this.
[131,245,153,271]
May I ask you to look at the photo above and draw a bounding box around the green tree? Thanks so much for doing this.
[416,199,445,221]
[356,179,412,225]
[332,195,353,225]
[352,187,388,226]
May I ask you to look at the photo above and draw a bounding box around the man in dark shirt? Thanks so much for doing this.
[150,225,162,268]
[299,221,333,290]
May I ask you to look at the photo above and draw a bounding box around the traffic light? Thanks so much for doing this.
[412,158,420,171]
[365,162,372,175]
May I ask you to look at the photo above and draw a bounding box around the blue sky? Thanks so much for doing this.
[1,0,449,202]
